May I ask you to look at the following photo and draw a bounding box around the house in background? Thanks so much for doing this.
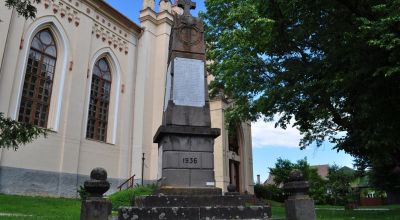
[264,164,329,186]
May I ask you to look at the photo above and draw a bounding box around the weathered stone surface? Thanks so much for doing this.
[118,206,271,220]
[285,198,316,220]
[162,101,212,127]
[81,198,112,220]
[84,167,110,198]
[155,187,222,196]
[154,125,220,143]
[134,195,265,207]
[168,14,205,61]
[159,135,215,152]
[161,169,191,187]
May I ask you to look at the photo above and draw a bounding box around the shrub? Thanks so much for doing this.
[108,185,156,211]
[254,184,285,202]
[77,186,88,200]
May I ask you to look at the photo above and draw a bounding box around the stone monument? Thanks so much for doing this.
[118,1,271,219]
[80,168,112,220]
[154,0,220,191]
[284,169,316,220]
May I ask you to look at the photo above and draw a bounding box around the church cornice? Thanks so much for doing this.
[83,0,142,34]
[140,8,174,26]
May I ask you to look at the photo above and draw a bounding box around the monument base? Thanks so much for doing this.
[81,198,112,220]
[118,192,271,220]
[285,197,316,220]
[156,187,222,196]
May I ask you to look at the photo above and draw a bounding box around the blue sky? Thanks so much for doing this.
[106,0,355,183]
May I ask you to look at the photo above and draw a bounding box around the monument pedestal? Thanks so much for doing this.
[118,193,271,220]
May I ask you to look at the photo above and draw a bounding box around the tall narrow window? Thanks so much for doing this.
[86,58,112,142]
[18,29,57,127]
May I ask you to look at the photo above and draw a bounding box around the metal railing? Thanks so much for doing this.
[117,174,135,191]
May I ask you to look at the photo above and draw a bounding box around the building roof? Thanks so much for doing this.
[310,164,329,179]
[264,164,330,185]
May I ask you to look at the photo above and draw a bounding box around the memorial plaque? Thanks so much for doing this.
[173,57,205,107]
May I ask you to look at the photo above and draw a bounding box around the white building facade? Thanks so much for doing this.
[0,0,254,197]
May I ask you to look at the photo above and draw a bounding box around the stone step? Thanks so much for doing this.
[119,206,271,220]
[134,195,266,208]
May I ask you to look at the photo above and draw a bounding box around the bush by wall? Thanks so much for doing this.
[254,184,285,202]
[107,185,156,211]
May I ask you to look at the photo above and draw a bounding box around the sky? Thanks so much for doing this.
[105,0,355,183]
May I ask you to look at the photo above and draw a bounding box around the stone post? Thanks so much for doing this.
[284,169,316,220]
[80,168,112,220]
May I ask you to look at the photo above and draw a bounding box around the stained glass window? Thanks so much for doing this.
[86,58,112,142]
[18,29,57,127]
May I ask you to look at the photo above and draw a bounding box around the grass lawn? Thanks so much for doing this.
[0,194,80,220]
[269,200,400,220]
[0,194,399,219]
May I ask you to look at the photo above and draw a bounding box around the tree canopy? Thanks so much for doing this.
[4,0,39,19]
[269,158,327,204]
[203,0,400,191]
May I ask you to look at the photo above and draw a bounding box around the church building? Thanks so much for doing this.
[0,0,254,197]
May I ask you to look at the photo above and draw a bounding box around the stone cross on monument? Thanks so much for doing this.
[177,0,196,15]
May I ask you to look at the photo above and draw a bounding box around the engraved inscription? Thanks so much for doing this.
[173,57,205,107]
[179,152,201,168]
[182,157,198,164]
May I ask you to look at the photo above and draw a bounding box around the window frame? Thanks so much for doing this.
[84,48,121,145]
[18,29,58,127]
[12,17,70,132]
[86,57,113,142]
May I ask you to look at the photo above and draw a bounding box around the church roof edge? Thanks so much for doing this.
[83,0,142,34]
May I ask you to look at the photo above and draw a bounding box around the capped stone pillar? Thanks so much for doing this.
[284,169,316,220]
[80,168,112,220]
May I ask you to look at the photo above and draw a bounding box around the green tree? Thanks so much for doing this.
[4,0,39,19]
[269,158,327,204]
[326,165,355,205]
[0,113,48,150]
[203,0,400,191]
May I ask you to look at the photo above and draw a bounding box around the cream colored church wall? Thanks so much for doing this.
[210,98,230,191]
[132,6,174,182]
[210,98,255,193]
[0,0,140,196]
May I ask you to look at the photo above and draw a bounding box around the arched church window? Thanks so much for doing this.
[86,58,112,142]
[18,29,57,127]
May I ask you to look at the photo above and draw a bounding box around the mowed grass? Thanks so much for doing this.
[269,200,400,220]
[0,194,399,219]
[0,194,80,220]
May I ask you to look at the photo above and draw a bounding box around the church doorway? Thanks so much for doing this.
[229,160,240,192]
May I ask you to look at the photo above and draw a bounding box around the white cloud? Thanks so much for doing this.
[251,118,302,148]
